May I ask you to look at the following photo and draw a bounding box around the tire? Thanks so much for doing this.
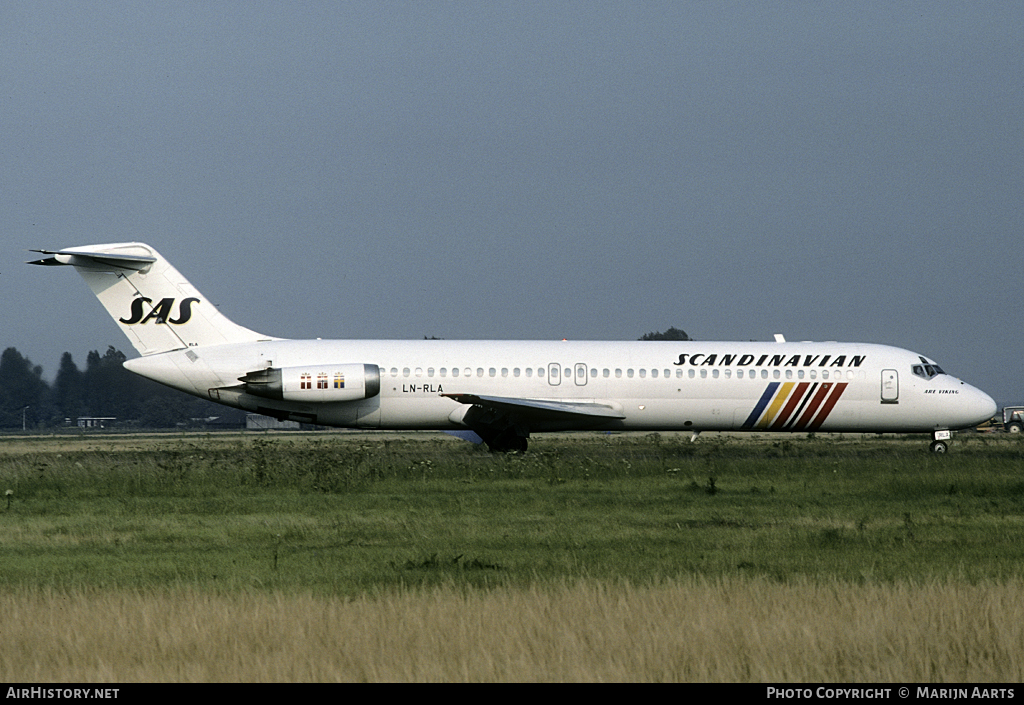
[1007,422,1023,434]
[929,440,949,453]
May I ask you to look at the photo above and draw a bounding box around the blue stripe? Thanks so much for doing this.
[742,382,779,428]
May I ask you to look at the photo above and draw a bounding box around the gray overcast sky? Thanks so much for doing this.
[3,2,1022,405]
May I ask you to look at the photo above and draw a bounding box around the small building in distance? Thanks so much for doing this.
[76,417,117,429]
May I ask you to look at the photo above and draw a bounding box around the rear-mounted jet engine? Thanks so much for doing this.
[240,364,380,403]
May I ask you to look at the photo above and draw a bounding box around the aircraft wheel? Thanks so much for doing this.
[488,429,528,453]
[1007,422,1023,434]
[929,440,949,454]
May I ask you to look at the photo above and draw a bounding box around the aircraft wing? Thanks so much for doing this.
[442,393,626,421]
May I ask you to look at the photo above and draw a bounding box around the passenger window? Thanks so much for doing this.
[615,369,622,378]
[700,369,708,378]
[403,368,411,377]
[737,369,744,379]
[452,368,460,377]
[639,369,647,378]
[440,368,447,377]
[651,369,658,378]
[513,368,521,377]
[488,368,496,377]
[526,368,533,378]
[712,369,719,379]
[688,369,695,379]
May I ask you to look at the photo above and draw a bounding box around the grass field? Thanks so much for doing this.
[1,430,1022,681]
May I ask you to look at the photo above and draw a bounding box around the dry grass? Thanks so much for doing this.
[3,578,1021,682]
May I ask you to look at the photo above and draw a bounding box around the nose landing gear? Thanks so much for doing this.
[930,430,952,453]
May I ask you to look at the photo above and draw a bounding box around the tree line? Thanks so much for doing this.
[0,346,225,430]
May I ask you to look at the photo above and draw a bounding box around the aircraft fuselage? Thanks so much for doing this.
[124,338,994,435]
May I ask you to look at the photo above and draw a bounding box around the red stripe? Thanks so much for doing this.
[793,383,833,430]
[807,383,848,431]
[770,382,810,430]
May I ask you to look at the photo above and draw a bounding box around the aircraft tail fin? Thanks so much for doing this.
[29,242,273,355]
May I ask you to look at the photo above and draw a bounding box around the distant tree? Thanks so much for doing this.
[82,346,143,419]
[0,347,48,428]
[53,352,84,421]
[639,327,691,341]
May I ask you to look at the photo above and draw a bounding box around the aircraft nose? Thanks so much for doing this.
[965,385,998,427]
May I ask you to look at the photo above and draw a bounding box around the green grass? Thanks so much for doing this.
[1,431,1023,593]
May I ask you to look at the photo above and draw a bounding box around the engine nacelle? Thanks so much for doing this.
[241,364,380,403]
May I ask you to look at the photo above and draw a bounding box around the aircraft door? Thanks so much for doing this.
[575,363,588,386]
[881,369,899,404]
[548,363,561,386]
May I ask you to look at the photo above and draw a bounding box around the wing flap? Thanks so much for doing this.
[442,393,626,420]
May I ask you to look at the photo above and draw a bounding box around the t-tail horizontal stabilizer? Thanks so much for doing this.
[28,248,157,271]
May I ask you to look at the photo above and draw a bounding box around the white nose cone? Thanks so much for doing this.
[969,386,998,426]
[944,381,998,430]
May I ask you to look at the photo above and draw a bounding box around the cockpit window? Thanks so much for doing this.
[912,358,945,380]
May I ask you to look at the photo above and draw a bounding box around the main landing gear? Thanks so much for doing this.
[488,429,529,453]
[462,405,530,453]
[929,430,952,454]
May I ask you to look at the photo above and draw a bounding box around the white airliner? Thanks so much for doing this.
[31,242,996,453]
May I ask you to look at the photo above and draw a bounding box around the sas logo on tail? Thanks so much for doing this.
[119,297,200,325]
